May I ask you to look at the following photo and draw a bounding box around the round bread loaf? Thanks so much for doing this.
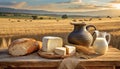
[8,38,39,56]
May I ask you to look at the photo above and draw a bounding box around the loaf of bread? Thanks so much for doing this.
[8,38,39,56]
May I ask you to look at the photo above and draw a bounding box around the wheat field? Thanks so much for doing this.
[0,17,120,49]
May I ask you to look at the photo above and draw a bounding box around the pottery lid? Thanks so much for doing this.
[70,22,86,25]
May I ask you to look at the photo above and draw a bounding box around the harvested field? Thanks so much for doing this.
[0,17,120,49]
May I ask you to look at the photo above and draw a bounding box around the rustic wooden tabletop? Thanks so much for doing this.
[0,47,120,69]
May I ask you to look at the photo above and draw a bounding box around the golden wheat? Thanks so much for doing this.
[0,17,120,49]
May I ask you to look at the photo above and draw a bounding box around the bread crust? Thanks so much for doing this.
[8,38,36,48]
[8,38,39,56]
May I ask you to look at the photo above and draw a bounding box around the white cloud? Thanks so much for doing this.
[25,2,111,12]
[13,2,26,8]
[27,0,115,12]
[107,0,120,9]
[90,0,97,3]
[23,0,112,12]
[71,0,82,3]
[111,0,120,3]
[0,0,118,12]
[0,2,27,9]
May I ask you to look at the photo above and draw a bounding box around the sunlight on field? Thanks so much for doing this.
[0,17,120,49]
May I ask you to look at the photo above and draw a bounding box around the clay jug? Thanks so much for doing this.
[68,22,96,47]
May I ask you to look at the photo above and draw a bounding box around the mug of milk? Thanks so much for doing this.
[93,30,111,55]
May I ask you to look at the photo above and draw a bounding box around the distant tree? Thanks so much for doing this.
[107,16,111,19]
[61,14,68,19]
[14,13,20,16]
[39,17,43,20]
[31,15,38,20]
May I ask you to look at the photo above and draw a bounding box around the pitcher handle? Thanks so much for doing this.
[106,33,111,44]
[86,25,97,46]
[91,30,99,46]
[86,25,97,34]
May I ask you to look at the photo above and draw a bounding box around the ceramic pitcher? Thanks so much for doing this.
[68,22,96,47]
[93,30,111,54]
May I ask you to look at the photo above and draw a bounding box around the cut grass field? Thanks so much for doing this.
[0,17,120,49]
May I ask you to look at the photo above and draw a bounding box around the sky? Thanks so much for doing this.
[0,0,120,12]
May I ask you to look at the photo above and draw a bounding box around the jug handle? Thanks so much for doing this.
[86,25,97,33]
[91,30,99,46]
[86,25,97,46]
[106,33,111,44]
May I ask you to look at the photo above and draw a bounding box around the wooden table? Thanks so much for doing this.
[0,47,120,69]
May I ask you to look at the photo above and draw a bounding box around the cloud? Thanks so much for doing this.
[24,0,116,12]
[24,0,112,12]
[0,0,117,12]
[0,1,27,9]
[106,0,120,9]
[70,0,82,3]
[0,2,16,6]
[111,0,120,3]
[25,2,110,12]
[90,0,98,3]
[13,2,26,8]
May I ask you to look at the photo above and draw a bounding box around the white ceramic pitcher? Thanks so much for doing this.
[93,30,111,54]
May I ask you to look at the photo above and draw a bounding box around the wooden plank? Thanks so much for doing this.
[1,60,120,67]
[79,61,120,66]
[85,66,113,69]
[116,66,120,69]
[0,61,61,67]
[0,49,62,67]
[2,67,57,69]
[107,48,120,52]
[0,47,120,67]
